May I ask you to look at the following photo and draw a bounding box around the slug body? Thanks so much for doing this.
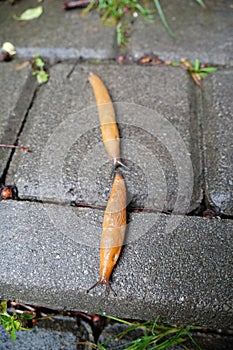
[88,173,127,294]
[88,73,121,166]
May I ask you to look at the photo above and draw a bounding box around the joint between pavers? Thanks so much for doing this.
[0,74,38,184]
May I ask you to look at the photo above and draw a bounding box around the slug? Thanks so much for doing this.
[87,172,127,294]
[88,73,126,168]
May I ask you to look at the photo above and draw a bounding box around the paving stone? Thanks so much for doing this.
[128,0,233,65]
[202,70,233,216]
[0,315,95,350]
[0,316,77,350]
[6,63,202,213]
[0,200,232,328]
[0,0,116,60]
[0,61,36,179]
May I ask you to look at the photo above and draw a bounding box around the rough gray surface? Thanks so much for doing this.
[0,200,232,329]
[0,316,77,350]
[203,70,233,215]
[129,0,233,65]
[0,0,116,60]
[0,62,36,178]
[6,63,202,213]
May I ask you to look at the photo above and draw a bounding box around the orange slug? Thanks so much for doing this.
[88,73,126,168]
[87,172,127,294]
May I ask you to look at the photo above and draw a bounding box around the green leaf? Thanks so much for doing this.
[13,320,21,331]
[170,61,181,67]
[198,72,208,78]
[200,67,217,73]
[20,313,35,320]
[0,301,8,314]
[154,0,176,39]
[37,70,49,84]
[35,58,45,68]
[13,6,43,21]
[10,329,16,341]
[194,59,200,72]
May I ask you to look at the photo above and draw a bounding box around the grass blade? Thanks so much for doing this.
[154,0,176,39]
[195,0,206,9]
[104,315,133,325]
[193,59,200,72]
[200,67,217,73]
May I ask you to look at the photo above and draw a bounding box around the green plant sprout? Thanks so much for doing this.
[31,54,49,84]
[0,301,35,341]
[78,315,203,350]
[82,0,206,46]
[188,58,217,78]
[82,0,153,46]
[170,58,217,89]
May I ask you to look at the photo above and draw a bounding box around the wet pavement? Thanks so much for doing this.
[0,0,232,347]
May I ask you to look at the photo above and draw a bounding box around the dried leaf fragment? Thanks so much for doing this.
[1,42,16,56]
[13,6,43,21]
[137,54,164,66]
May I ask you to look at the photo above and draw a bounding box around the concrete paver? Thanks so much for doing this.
[0,62,36,179]
[129,0,233,65]
[0,328,76,350]
[0,200,232,328]
[0,0,116,60]
[202,70,233,216]
[6,63,202,213]
[0,316,77,350]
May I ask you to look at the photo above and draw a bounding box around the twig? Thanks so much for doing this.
[0,144,30,152]
[63,0,94,10]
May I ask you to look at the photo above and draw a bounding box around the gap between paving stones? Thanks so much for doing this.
[0,67,37,182]
[0,92,37,184]
[5,195,233,222]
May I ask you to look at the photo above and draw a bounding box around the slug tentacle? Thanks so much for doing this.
[86,279,117,297]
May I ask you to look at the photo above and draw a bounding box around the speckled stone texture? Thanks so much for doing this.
[0,201,232,328]
[129,0,233,65]
[202,70,233,216]
[0,0,116,60]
